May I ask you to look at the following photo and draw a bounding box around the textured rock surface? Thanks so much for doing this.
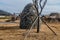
[20,3,37,29]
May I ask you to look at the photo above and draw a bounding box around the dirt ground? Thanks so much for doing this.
[0,20,60,40]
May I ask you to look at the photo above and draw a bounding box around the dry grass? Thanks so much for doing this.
[0,19,8,22]
[0,19,60,40]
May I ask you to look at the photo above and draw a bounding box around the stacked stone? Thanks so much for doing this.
[20,3,37,29]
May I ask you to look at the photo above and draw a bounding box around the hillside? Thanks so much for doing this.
[0,10,12,16]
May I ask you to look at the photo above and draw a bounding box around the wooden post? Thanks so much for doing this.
[33,0,40,33]
[37,16,40,33]
[36,1,40,33]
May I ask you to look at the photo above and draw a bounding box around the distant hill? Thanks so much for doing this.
[0,10,12,16]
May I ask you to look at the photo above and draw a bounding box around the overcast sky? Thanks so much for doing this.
[0,0,60,15]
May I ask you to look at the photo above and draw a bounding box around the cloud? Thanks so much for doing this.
[47,0,60,4]
[0,0,60,14]
[0,0,32,13]
[42,5,60,15]
[40,0,60,15]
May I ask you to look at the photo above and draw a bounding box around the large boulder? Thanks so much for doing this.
[20,3,37,29]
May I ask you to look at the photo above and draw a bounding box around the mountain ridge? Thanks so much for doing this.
[0,10,12,16]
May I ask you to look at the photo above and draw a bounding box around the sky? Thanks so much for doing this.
[0,0,60,15]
